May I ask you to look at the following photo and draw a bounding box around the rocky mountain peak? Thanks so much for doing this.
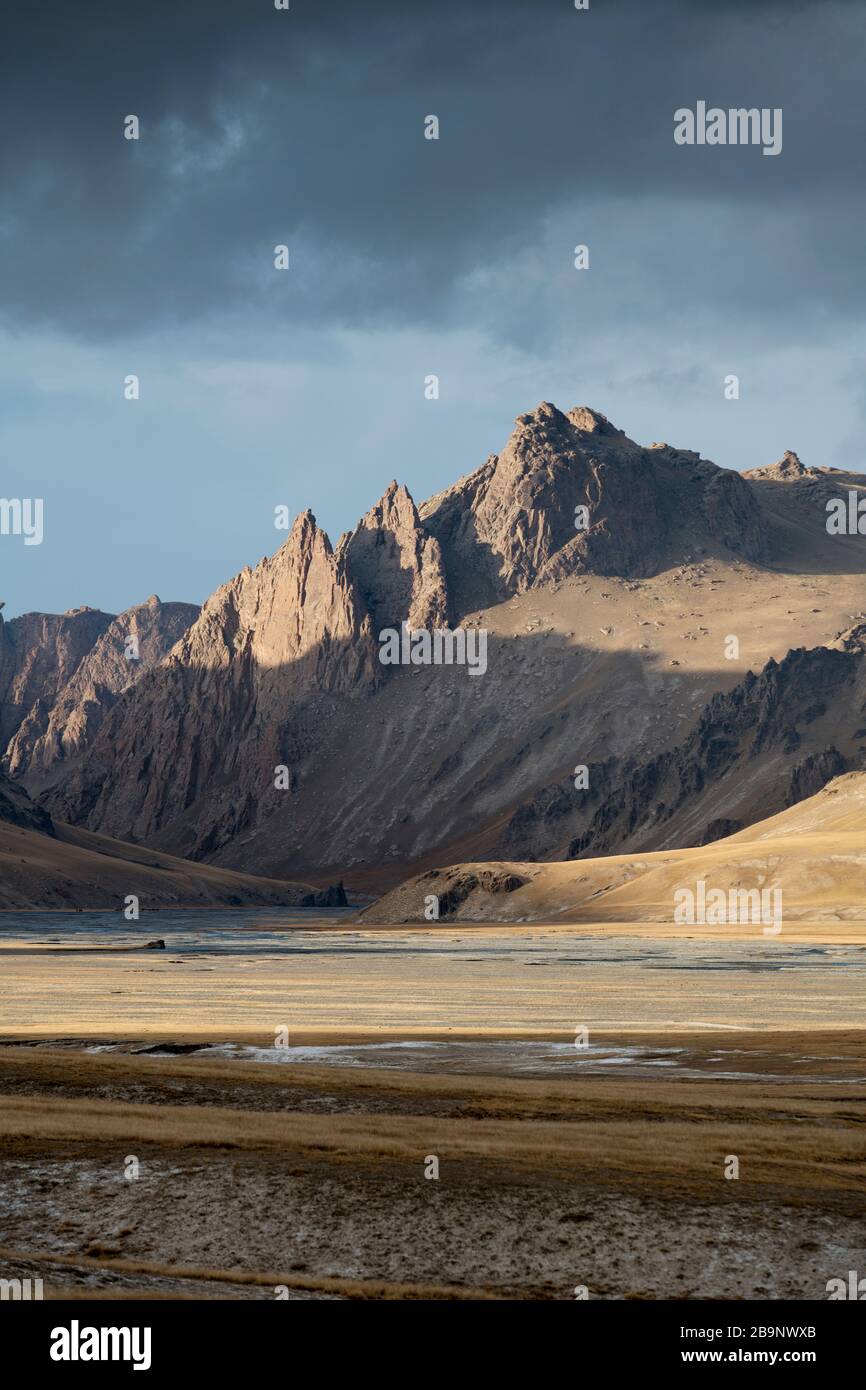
[441,413,655,603]
[743,450,817,482]
[514,399,570,431]
[420,402,654,608]
[778,450,806,474]
[286,507,321,554]
[174,505,379,696]
[0,606,116,750]
[339,482,449,633]
[418,398,779,609]
[567,405,623,436]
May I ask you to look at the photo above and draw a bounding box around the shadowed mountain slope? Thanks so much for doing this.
[6,401,866,890]
[358,771,866,927]
[0,770,342,910]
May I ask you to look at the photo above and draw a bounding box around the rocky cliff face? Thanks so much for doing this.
[0,760,347,909]
[8,399,866,888]
[491,628,866,865]
[170,508,381,697]
[561,627,866,860]
[338,483,450,633]
[419,403,769,613]
[0,606,114,750]
[4,596,198,787]
[0,766,54,835]
[38,510,384,850]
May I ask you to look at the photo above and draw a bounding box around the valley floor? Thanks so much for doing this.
[1,916,864,1300]
[0,1036,864,1300]
[3,920,866,1036]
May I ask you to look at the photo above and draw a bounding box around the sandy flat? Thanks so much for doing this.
[1,925,866,1039]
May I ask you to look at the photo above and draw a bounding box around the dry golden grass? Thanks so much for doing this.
[363,772,866,928]
[3,1040,864,1300]
[3,1093,863,1194]
[1,1042,865,1202]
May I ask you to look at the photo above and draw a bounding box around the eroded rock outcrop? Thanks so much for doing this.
[743,451,819,482]
[6,595,198,787]
[785,747,847,806]
[338,482,450,633]
[0,606,114,750]
[567,629,866,859]
[42,510,382,848]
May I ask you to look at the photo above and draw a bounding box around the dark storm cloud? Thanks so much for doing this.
[1,0,864,340]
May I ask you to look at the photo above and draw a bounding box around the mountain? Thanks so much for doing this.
[8,401,866,891]
[358,770,866,927]
[419,404,767,611]
[0,765,54,836]
[0,769,343,910]
[1,596,199,790]
[0,605,114,751]
[495,623,866,863]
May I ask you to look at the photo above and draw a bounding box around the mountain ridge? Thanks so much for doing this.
[5,400,866,890]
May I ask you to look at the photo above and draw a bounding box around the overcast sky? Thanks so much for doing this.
[2,0,864,617]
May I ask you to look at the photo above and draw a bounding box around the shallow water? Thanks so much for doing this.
[1,908,864,973]
[0,907,355,955]
[75,1037,865,1083]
